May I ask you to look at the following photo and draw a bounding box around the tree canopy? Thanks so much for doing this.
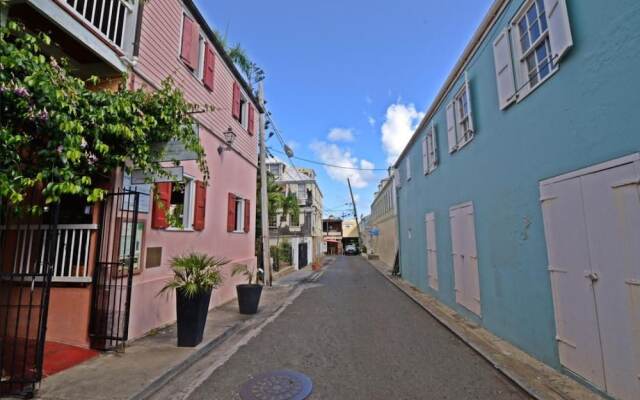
[0,21,208,207]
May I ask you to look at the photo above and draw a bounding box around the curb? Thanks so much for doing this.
[129,271,320,400]
[366,260,601,400]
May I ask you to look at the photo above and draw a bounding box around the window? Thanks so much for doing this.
[180,13,203,76]
[269,213,277,228]
[227,193,250,233]
[517,0,554,89]
[297,184,306,202]
[151,177,206,231]
[290,213,300,227]
[406,157,411,181]
[493,0,573,108]
[234,197,245,232]
[232,82,250,130]
[446,75,474,153]
[167,177,196,230]
[119,222,144,272]
[422,125,438,175]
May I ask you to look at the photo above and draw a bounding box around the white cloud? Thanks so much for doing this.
[367,116,376,127]
[380,102,424,165]
[309,141,375,189]
[327,128,354,142]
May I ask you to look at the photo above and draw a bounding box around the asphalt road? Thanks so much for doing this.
[186,256,530,400]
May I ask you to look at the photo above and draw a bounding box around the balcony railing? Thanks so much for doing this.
[62,0,134,50]
[1,224,98,283]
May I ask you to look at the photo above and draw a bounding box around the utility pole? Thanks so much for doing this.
[258,82,271,286]
[347,178,362,251]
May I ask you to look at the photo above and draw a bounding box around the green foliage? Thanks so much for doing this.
[0,22,209,207]
[232,263,258,285]
[160,253,227,298]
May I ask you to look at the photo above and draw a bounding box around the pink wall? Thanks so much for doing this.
[126,0,258,340]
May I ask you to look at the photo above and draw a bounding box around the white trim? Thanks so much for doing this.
[28,0,126,72]
[540,153,640,186]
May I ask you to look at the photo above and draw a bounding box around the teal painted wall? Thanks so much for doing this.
[396,0,640,368]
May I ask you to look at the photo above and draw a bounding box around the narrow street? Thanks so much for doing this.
[160,256,530,399]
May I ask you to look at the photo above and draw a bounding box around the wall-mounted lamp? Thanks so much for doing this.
[218,127,237,155]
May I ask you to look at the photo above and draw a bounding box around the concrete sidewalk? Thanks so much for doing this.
[365,257,603,400]
[34,266,323,400]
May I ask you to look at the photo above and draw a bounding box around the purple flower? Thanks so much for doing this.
[13,87,30,97]
[0,86,6,94]
[56,145,64,154]
[37,108,49,122]
[80,138,87,149]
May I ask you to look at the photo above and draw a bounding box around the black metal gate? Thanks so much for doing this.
[298,243,308,269]
[89,190,140,351]
[0,194,58,398]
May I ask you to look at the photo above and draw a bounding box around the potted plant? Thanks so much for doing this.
[160,253,227,347]
[232,264,263,315]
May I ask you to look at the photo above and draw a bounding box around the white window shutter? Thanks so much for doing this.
[446,102,457,153]
[544,0,573,62]
[431,126,438,167]
[422,137,428,175]
[493,28,517,110]
[464,73,475,134]
[406,157,411,181]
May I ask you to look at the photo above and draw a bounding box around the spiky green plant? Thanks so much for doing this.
[232,264,258,285]
[160,253,227,298]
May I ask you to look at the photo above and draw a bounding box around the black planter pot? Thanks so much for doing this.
[236,284,263,315]
[176,288,212,347]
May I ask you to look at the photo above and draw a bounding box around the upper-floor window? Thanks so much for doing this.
[517,0,554,88]
[232,82,256,134]
[493,0,573,109]
[422,125,438,175]
[446,75,475,153]
[405,157,411,181]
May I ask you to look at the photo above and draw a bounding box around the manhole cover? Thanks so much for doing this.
[239,370,313,400]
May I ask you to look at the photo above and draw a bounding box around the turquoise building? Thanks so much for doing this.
[393,1,640,399]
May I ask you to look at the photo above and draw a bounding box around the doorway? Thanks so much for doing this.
[540,154,640,400]
[298,243,308,269]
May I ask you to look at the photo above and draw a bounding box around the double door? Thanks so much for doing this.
[540,155,640,400]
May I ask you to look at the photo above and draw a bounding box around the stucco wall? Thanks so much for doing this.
[126,0,258,340]
[396,0,640,369]
[369,215,397,268]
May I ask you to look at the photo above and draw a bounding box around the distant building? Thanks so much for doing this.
[266,159,323,269]
[367,175,398,267]
[341,219,359,250]
[322,216,343,255]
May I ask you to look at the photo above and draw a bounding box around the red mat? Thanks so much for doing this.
[43,341,98,377]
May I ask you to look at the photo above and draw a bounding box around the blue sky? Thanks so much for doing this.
[199,0,493,217]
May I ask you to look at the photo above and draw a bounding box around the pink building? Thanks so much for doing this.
[126,0,260,339]
[1,2,260,390]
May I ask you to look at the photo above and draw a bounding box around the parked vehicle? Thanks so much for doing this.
[160,253,226,347]
[344,244,359,255]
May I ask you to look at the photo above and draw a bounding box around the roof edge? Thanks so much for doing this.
[393,0,509,168]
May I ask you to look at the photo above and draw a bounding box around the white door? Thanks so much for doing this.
[541,154,640,400]
[425,212,439,290]
[450,202,481,316]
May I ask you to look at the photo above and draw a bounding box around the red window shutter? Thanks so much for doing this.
[190,22,199,69]
[243,199,250,233]
[193,181,206,231]
[248,105,255,135]
[232,82,241,120]
[180,16,195,68]
[227,193,237,232]
[152,182,172,229]
[203,43,216,90]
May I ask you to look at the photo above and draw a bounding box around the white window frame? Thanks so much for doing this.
[453,85,473,148]
[406,157,412,181]
[512,0,558,102]
[238,93,249,130]
[234,196,245,233]
[423,125,438,175]
[196,34,205,80]
[166,175,196,231]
